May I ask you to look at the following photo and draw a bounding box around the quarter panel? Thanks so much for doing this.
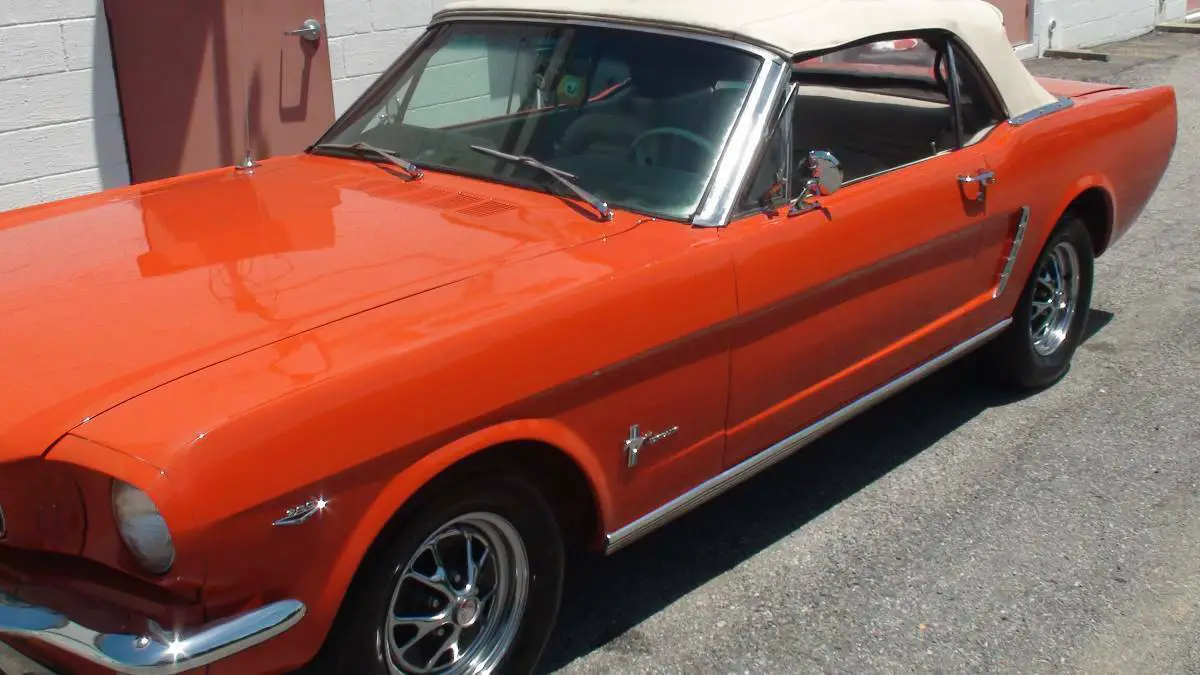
[977,85,1177,314]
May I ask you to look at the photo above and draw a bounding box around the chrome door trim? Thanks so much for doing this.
[604,318,1013,554]
[994,206,1031,298]
[692,55,791,227]
[1008,97,1074,126]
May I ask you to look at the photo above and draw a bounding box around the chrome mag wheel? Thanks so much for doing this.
[385,513,529,675]
[1029,241,1081,356]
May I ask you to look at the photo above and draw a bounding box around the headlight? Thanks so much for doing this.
[111,480,175,574]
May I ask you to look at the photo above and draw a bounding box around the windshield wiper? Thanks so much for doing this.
[310,141,423,180]
[469,145,612,221]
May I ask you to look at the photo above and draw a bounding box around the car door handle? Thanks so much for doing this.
[958,170,996,202]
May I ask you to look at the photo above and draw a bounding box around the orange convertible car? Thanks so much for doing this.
[0,0,1177,673]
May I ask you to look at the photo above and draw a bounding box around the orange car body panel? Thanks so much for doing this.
[0,156,645,460]
[720,142,1006,465]
[0,70,1176,673]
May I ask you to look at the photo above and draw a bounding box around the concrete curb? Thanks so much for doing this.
[1157,21,1200,34]
[1043,48,1112,62]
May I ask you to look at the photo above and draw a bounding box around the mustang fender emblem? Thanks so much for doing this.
[625,424,679,468]
[273,497,329,526]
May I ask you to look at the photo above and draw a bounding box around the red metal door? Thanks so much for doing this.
[985,0,1032,44]
[105,0,335,183]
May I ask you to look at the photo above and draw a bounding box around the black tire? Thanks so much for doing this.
[317,472,564,675]
[986,215,1095,390]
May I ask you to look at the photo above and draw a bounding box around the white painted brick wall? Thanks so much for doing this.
[1030,0,1188,55]
[0,0,129,213]
[326,0,454,115]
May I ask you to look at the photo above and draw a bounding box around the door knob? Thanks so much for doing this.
[284,18,322,42]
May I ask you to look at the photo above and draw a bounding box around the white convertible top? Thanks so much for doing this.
[435,0,1057,117]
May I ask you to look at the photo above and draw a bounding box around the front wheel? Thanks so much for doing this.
[321,473,565,675]
[987,215,1095,390]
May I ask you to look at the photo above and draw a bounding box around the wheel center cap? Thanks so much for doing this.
[454,597,481,627]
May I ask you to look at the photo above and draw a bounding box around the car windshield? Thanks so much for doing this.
[318,21,764,221]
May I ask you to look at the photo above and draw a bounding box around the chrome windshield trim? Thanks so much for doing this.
[604,318,1014,554]
[692,55,790,228]
[0,593,305,674]
[430,12,785,59]
[1009,96,1074,126]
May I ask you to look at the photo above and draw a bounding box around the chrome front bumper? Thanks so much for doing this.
[0,591,304,674]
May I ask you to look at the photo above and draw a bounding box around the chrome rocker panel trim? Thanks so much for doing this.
[0,592,305,674]
[605,318,1013,554]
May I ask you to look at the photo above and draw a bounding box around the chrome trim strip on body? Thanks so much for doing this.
[995,206,1031,298]
[1009,96,1074,126]
[604,318,1013,554]
[0,593,305,675]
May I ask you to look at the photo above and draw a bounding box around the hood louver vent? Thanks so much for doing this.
[427,192,485,210]
[457,200,518,217]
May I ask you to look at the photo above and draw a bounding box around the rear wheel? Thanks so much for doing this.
[987,215,1095,390]
[322,473,564,675]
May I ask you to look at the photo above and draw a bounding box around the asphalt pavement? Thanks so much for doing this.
[544,32,1200,674]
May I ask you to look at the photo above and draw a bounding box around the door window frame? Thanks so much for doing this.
[730,30,1007,220]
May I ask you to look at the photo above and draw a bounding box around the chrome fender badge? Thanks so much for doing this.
[625,424,679,468]
[273,497,329,526]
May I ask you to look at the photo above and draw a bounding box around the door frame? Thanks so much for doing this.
[103,0,335,183]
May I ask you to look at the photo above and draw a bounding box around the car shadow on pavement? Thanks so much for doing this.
[538,309,1115,672]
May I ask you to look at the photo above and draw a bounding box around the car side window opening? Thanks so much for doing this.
[739,33,1005,210]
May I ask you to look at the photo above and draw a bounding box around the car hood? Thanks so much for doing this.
[0,154,634,461]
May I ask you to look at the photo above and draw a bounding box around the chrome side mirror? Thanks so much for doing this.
[789,150,843,216]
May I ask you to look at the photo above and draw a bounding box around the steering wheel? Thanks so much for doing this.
[631,127,717,169]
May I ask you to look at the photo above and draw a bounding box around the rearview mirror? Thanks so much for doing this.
[789,150,843,216]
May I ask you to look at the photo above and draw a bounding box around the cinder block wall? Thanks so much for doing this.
[1032,0,1187,54]
[326,0,453,116]
[0,0,129,212]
